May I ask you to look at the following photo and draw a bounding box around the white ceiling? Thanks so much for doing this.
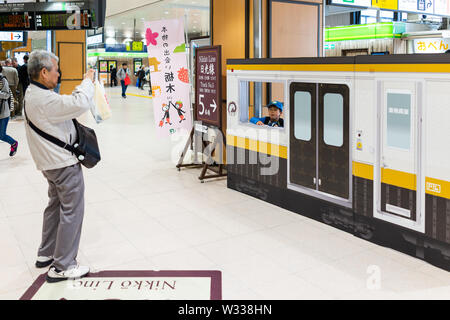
[103,0,210,43]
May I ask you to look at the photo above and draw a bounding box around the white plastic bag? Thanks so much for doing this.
[91,80,112,123]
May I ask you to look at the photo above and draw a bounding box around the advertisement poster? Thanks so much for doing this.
[99,60,108,73]
[145,18,192,137]
[134,58,142,73]
[398,0,434,14]
[107,60,117,72]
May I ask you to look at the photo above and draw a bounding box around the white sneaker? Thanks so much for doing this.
[35,256,54,268]
[46,265,90,283]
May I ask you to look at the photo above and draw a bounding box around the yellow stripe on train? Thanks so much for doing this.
[353,162,450,199]
[227,134,288,159]
[227,64,450,74]
[227,135,449,199]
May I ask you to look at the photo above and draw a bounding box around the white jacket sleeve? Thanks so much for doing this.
[46,79,95,123]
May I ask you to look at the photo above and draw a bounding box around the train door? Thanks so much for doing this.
[289,82,350,206]
[374,81,424,232]
[289,83,316,190]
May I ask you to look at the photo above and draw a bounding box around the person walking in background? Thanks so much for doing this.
[0,65,18,157]
[110,66,117,87]
[138,65,146,90]
[24,50,95,282]
[117,62,130,98]
[3,59,19,119]
[16,55,30,120]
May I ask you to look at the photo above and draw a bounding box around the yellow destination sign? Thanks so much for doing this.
[372,0,398,10]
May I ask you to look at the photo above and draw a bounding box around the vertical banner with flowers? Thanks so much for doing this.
[144,18,192,137]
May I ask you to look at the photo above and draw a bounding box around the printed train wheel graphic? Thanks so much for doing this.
[177,68,189,83]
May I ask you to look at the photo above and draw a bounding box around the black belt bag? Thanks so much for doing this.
[25,111,101,169]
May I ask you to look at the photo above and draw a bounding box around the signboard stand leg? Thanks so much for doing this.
[176,127,203,171]
[176,127,227,182]
[198,132,227,182]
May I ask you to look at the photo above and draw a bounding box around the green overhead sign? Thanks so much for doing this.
[325,22,405,42]
[88,52,149,58]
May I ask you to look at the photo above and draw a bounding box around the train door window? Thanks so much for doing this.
[323,93,344,147]
[386,93,411,150]
[294,91,312,141]
[318,84,350,199]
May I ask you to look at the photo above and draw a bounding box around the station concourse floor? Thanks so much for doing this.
[1,86,450,300]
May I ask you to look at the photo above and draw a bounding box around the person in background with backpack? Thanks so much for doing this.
[3,59,19,119]
[117,62,131,98]
[0,65,18,157]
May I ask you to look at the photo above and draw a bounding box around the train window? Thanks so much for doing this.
[239,81,250,123]
[323,93,344,147]
[294,91,312,141]
[238,80,285,128]
[386,93,411,150]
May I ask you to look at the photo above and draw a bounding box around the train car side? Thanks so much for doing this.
[226,55,450,270]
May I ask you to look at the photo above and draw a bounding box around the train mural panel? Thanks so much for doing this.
[225,54,450,270]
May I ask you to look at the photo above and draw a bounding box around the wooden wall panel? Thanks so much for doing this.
[212,0,247,99]
[271,1,319,58]
[55,30,86,95]
[59,43,84,80]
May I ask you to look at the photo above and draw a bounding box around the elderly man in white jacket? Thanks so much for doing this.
[24,50,95,283]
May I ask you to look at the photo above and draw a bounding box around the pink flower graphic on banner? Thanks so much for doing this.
[146,28,159,46]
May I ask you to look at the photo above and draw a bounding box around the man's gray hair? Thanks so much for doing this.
[28,50,59,80]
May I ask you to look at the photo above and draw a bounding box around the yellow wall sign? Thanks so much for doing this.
[372,0,398,10]
[132,41,144,51]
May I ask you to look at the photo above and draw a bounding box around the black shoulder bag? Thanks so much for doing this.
[24,106,101,169]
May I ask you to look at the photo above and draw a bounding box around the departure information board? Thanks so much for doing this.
[328,0,450,16]
[35,10,91,30]
[0,11,34,30]
[0,0,105,30]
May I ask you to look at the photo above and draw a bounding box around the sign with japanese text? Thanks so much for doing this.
[435,0,450,15]
[20,271,222,300]
[329,0,371,7]
[413,38,450,53]
[132,41,144,51]
[372,0,398,10]
[87,34,103,46]
[331,0,450,15]
[399,0,434,14]
[195,46,222,128]
[145,18,192,137]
